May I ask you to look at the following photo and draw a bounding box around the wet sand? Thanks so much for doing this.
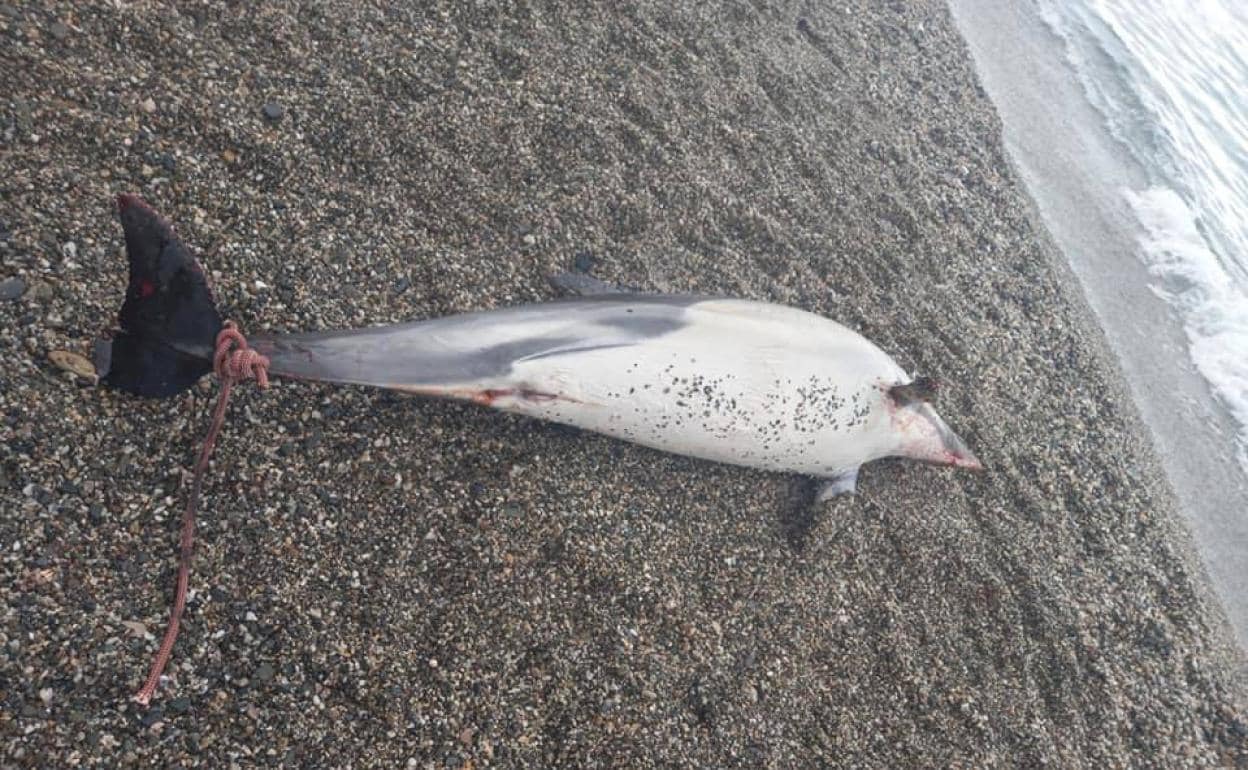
[1,1,1245,766]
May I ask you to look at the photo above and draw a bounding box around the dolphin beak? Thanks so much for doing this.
[897,402,984,471]
[942,427,983,471]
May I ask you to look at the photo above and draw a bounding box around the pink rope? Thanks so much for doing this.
[133,322,269,706]
[213,324,270,388]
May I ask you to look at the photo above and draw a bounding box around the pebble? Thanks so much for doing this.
[48,350,97,381]
[24,280,52,301]
[48,21,68,40]
[262,102,285,121]
[574,250,595,273]
[0,276,25,300]
[140,97,157,114]
[140,708,165,728]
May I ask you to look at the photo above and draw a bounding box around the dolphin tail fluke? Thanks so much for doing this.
[96,195,223,397]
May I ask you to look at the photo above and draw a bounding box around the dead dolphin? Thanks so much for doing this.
[98,195,981,498]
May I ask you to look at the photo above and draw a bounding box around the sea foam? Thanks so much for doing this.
[1039,0,1248,473]
[1125,186,1248,472]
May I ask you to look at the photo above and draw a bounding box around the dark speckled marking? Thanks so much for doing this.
[521,344,889,473]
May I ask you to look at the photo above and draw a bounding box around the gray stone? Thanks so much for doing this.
[0,276,25,300]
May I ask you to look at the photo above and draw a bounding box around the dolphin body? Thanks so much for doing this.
[98,195,981,498]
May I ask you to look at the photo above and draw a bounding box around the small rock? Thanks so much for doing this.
[262,102,285,121]
[522,233,536,246]
[393,276,411,294]
[573,251,595,273]
[48,21,68,40]
[120,620,151,639]
[140,97,157,114]
[24,280,52,301]
[0,276,25,300]
[48,350,97,382]
[256,662,276,682]
[221,148,238,164]
[168,697,191,714]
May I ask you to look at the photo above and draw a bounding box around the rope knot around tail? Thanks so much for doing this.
[133,321,269,706]
[213,321,270,388]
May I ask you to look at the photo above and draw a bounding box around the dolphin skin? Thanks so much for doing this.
[99,195,981,497]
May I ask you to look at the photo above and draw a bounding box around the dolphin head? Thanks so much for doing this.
[886,379,983,470]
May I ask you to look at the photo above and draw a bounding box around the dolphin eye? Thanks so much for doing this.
[139,279,156,298]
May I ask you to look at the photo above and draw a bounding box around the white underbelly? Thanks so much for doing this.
[486,304,907,476]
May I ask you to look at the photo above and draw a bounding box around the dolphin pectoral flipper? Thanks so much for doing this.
[547,272,627,296]
[817,469,859,501]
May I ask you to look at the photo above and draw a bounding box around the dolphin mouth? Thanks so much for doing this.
[895,401,984,471]
[942,434,984,471]
[931,414,982,470]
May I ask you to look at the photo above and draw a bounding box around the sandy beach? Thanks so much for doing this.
[2,1,1245,766]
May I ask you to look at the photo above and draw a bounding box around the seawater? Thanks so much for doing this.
[1037,0,1248,473]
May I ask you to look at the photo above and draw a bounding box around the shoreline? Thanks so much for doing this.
[2,1,1246,765]
[949,0,1248,669]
